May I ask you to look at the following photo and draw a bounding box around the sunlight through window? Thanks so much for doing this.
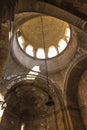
[18,36,25,49]
[27,66,40,80]
[9,22,14,41]
[65,27,70,42]
[36,48,45,59]
[0,94,4,123]
[58,39,67,53]
[25,45,34,57]
[48,46,57,58]
[21,123,25,130]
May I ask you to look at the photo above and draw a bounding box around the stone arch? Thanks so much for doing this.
[11,12,77,73]
[0,73,70,130]
[64,54,87,130]
[78,70,87,129]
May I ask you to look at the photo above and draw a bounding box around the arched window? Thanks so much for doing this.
[58,39,67,53]
[25,45,34,57]
[65,27,70,42]
[48,46,57,58]
[21,123,25,130]
[18,36,25,49]
[36,48,45,59]
[0,94,4,122]
[27,66,40,80]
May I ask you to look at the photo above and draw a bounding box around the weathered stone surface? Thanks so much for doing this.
[0,24,9,79]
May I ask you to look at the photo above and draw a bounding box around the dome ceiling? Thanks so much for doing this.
[12,13,76,72]
[17,16,70,59]
[19,16,68,49]
[5,78,60,121]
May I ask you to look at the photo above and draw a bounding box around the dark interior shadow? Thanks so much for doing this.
[0,110,21,130]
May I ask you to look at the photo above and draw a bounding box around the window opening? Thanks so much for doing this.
[48,46,57,58]
[65,27,70,42]
[36,48,45,59]
[58,39,67,53]
[25,45,34,57]
[27,66,40,80]
[18,36,25,49]
[0,94,4,123]
[21,123,25,130]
